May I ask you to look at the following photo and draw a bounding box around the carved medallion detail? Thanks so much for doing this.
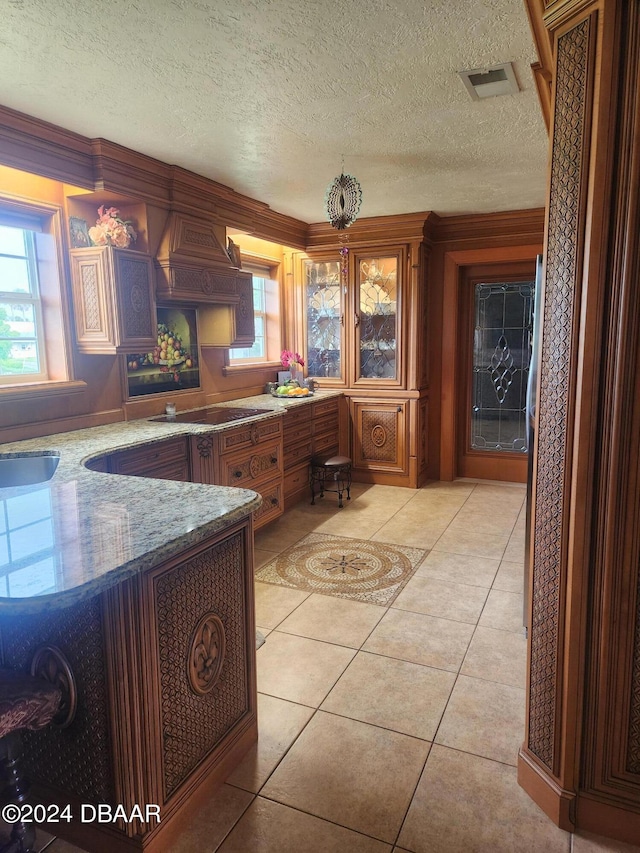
[197,436,214,458]
[249,455,261,479]
[30,645,77,729]
[201,269,214,294]
[371,425,387,447]
[527,18,591,773]
[188,613,226,695]
[362,411,397,462]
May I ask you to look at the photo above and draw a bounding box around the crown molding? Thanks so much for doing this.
[306,211,438,250]
[433,208,546,246]
[0,105,308,249]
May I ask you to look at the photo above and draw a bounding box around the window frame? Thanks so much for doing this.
[0,224,49,383]
[224,253,283,373]
[0,193,83,400]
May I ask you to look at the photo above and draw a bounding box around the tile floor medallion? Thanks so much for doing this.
[254,532,428,605]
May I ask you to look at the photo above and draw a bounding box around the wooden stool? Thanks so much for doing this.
[310,455,352,508]
[0,670,61,853]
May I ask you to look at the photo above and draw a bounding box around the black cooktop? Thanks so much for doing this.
[151,406,272,425]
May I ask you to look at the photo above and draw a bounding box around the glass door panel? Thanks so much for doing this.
[305,259,343,380]
[471,280,534,453]
[357,256,397,381]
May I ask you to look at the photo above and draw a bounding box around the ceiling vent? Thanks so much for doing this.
[458,62,519,100]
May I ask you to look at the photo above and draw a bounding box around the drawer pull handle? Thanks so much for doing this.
[234,471,242,478]
[271,497,278,506]
[270,457,277,464]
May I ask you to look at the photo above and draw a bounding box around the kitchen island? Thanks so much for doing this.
[0,392,340,852]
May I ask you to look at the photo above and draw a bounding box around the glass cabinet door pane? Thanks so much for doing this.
[358,256,397,380]
[305,259,342,378]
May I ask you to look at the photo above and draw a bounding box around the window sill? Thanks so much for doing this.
[222,360,281,376]
[0,379,87,402]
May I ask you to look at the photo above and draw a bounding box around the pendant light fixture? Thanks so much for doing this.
[325,160,363,293]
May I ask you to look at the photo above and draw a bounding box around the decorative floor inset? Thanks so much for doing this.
[255,533,428,606]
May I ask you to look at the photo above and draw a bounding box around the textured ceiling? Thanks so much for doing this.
[0,0,548,223]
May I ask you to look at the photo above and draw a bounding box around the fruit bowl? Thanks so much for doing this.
[271,389,314,399]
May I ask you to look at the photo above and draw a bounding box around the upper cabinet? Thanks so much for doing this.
[301,245,406,389]
[69,245,157,354]
[354,251,403,387]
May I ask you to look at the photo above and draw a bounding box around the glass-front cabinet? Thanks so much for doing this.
[356,253,400,384]
[304,258,344,381]
[303,248,405,389]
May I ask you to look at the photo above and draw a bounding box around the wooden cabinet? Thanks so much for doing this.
[291,221,429,487]
[282,397,342,507]
[69,246,157,354]
[301,249,406,389]
[190,418,284,530]
[108,436,191,482]
[351,399,407,479]
[1,520,257,853]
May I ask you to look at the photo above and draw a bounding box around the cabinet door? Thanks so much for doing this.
[303,257,347,385]
[353,252,404,388]
[351,399,407,476]
[70,246,157,354]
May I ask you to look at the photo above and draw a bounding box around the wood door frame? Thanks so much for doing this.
[440,244,542,481]
[457,260,537,482]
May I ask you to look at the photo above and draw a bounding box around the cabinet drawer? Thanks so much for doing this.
[111,437,189,478]
[284,464,310,498]
[313,433,339,457]
[312,398,340,418]
[218,418,282,454]
[283,421,313,445]
[253,478,283,529]
[314,412,339,438]
[220,441,282,488]
[283,405,313,428]
[284,439,313,471]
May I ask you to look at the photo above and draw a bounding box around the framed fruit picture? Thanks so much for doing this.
[126,307,201,398]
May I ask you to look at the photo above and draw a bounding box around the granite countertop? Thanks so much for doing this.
[0,391,341,613]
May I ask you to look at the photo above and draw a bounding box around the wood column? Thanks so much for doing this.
[519,0,640,843]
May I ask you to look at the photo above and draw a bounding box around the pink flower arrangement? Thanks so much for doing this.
[88,206,137,249]
[281,350,305,370]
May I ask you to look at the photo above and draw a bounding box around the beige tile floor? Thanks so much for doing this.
[32,481,640,853]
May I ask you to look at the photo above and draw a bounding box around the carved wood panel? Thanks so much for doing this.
[351,400,407,474]
[114,253,155,341]
[0,596,116,803]
[152,532,248,800]
[527,17,593,774]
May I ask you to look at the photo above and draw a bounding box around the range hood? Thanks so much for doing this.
[155,212,254,347]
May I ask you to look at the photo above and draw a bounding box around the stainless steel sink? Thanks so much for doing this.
[0,452,60,487]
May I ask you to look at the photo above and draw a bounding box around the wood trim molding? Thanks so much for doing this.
[433,208,546,246]
[0,105,94,187]
[306,211,437,249]
[439,244,543,481]
[525,0,554,129]
[0,105,308,249]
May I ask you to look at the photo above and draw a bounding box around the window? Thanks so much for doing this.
[0,223,47,381]
[227,261,282,367]
[0,195,83,400]
[229,271,269,362]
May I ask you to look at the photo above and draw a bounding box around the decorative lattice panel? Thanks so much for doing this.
[154,533,248,799]
[0,597,115,803]
[81,265,101,331]
[361,410,397,463]
[528,18,591,772]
